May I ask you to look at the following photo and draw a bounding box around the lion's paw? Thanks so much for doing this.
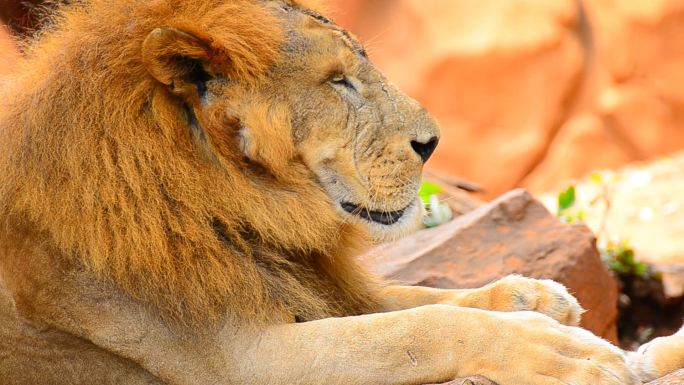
[478,311,639,385]
[477,275,584,326]
[629,325,684,382]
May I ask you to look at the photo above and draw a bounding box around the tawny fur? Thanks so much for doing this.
[0,1,682,384]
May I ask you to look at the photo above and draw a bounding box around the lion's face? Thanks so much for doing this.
[278,5,440,240]
[144,1,440,241]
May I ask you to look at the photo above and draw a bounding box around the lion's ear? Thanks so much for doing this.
[142,27,217,99]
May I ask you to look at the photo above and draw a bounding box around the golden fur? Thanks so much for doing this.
[0,1,682,384]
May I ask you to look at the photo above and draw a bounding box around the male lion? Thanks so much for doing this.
[0,1,682,384]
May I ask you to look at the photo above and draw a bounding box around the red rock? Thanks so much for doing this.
[521,113,635,191]
[361,189,619,341]
[648,369,684,385]
[429,368,684,385]
[507,0,684,192]
[427,377,496,385]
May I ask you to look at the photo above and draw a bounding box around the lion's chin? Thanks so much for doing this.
[342,198,424,243]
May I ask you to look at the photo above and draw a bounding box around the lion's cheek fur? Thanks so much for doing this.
[236,102,296,172]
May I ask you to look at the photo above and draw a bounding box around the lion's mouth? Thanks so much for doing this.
[340,202,407,226]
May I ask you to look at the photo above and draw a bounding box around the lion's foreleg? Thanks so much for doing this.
[231,305,466,385]
[378,285,474,312]
[229,305,636,385]
[379,275,583,326]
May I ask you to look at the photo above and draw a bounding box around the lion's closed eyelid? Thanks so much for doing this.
[321,63,344,81]
[328,72,345,82]
[327,73,360,93]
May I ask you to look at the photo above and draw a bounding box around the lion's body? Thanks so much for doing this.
[0,279,161,384]
[0,1,681,384]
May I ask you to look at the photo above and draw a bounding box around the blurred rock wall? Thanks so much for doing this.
[327,0,684,196]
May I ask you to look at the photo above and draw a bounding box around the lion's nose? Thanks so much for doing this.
[410,136,438,163]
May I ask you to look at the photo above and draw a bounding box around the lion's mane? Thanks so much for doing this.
[0,0,379,327]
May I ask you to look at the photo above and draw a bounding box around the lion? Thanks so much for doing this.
[0,0,681,384]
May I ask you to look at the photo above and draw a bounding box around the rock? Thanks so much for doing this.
[648,369,684,385]
[429,369,684,385]
[427,377,497,385]
[422,171,484,217]
[521,113,635,192]
[525,0,684,192]
[361,189,619,341]
[587,0,684,156]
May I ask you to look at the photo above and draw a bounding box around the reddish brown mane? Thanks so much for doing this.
[0,0,379,327]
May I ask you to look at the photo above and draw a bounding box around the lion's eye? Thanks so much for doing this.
[329,74,357,92]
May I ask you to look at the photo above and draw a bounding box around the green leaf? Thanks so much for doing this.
[601,238,655,279]
[557,186,576,212]
[419,181,442,205]
[609,260,627,274]
[634,262,649,278]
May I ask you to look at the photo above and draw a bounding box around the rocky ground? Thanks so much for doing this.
[435,369,684,385]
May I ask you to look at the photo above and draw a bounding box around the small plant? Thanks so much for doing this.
[557,185,576,214]
[419,181,453,228]
[601,240,651,279]
[418,181,442,205]
[556,185,585,223]
[554,184,651,279]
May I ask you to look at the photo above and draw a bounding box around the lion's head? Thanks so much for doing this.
[143,1,440,241]
[0,0,439,326]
